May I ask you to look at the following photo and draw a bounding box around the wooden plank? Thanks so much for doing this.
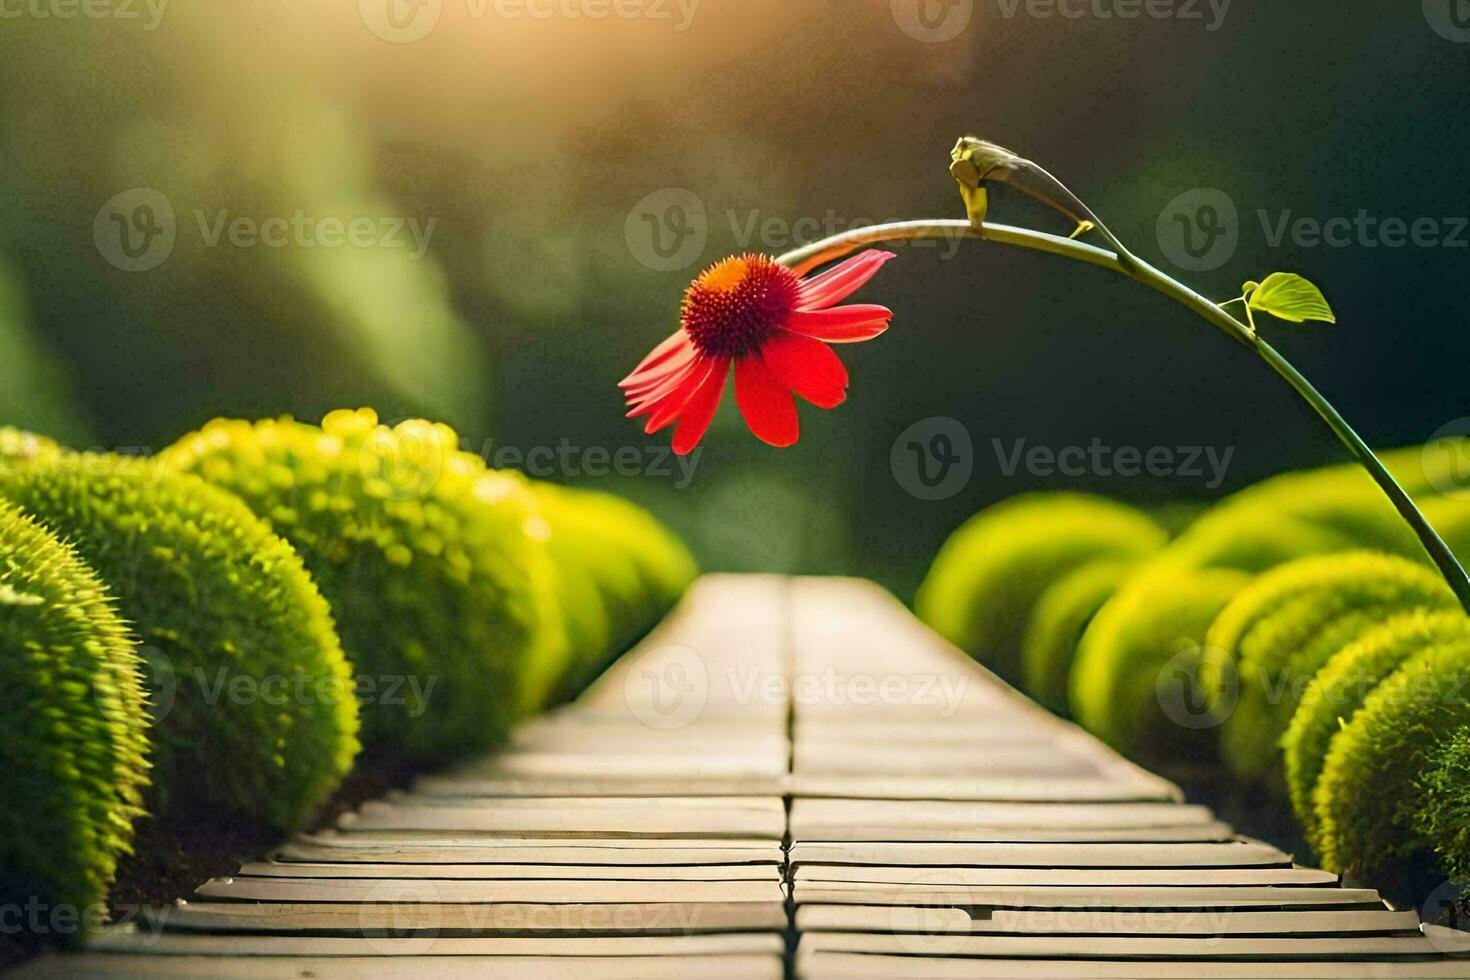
[339,797,785,838]
[237,861,780,881]
[789,774,1181,803]
[796,951,1470,979]
[16,954,785,979]
[799,931,1470,958]
[84,930,786,957]
[791,799,1219,830]
[794,865,1341,887]
[161,900,788,934]
[790,798,1234,841]
[789,822,1235,843]
[794,742,1102,778]
[275,836,782,865]
[789,840,1289,868]
[410,776,789,798]
[193,876,783,904]
[442,755,788,779]
[795,886,1385,912]
[503,724,787,754]
[794,720,1067,743]
[794,906,1416,935]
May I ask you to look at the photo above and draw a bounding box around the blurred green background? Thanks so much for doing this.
[1,1,1467,595]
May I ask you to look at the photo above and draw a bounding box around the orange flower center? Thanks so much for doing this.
[680,254,801,358]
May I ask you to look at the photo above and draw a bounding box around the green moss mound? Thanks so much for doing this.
[1417,726,1470,879]
[1313,622,1470,877]
[1021,559,1138,714]
[1203,551,1457,786]
[532,483,697,703]
[915,493,1167,682]
[1058,443,1470,747]
[1161,445,1470,575]
[0,501,148,938]
[1283,610,1470,846]
[164,410,558,761]
[0,453,357,831]
[1070,566,1251,758]
[0,427,60,462]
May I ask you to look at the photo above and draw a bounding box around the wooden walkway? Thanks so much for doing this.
[21,575,1470,978]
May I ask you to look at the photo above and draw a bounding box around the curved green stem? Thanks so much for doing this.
[778,218,1470,614]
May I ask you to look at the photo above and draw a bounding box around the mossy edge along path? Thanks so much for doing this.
[21,576,1470,978]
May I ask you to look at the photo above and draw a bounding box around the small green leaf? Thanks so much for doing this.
[1244,273,1336,325]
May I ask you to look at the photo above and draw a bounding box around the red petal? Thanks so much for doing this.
[784,304,892,344]
[640,357,716,433]
[796,251,896,310]
[759,333,848,410]
[622,341,696,394]
[734,355,799,448]
[626,358,699,416]
[619,330,692,387]
[624,352,698,403]
[671,358,730,455]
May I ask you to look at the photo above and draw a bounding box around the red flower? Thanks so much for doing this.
[620,251,896,455]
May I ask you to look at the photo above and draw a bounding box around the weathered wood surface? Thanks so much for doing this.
[21,574,1470,978]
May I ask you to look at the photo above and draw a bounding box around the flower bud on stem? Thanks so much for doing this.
[776,141,1470,615]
